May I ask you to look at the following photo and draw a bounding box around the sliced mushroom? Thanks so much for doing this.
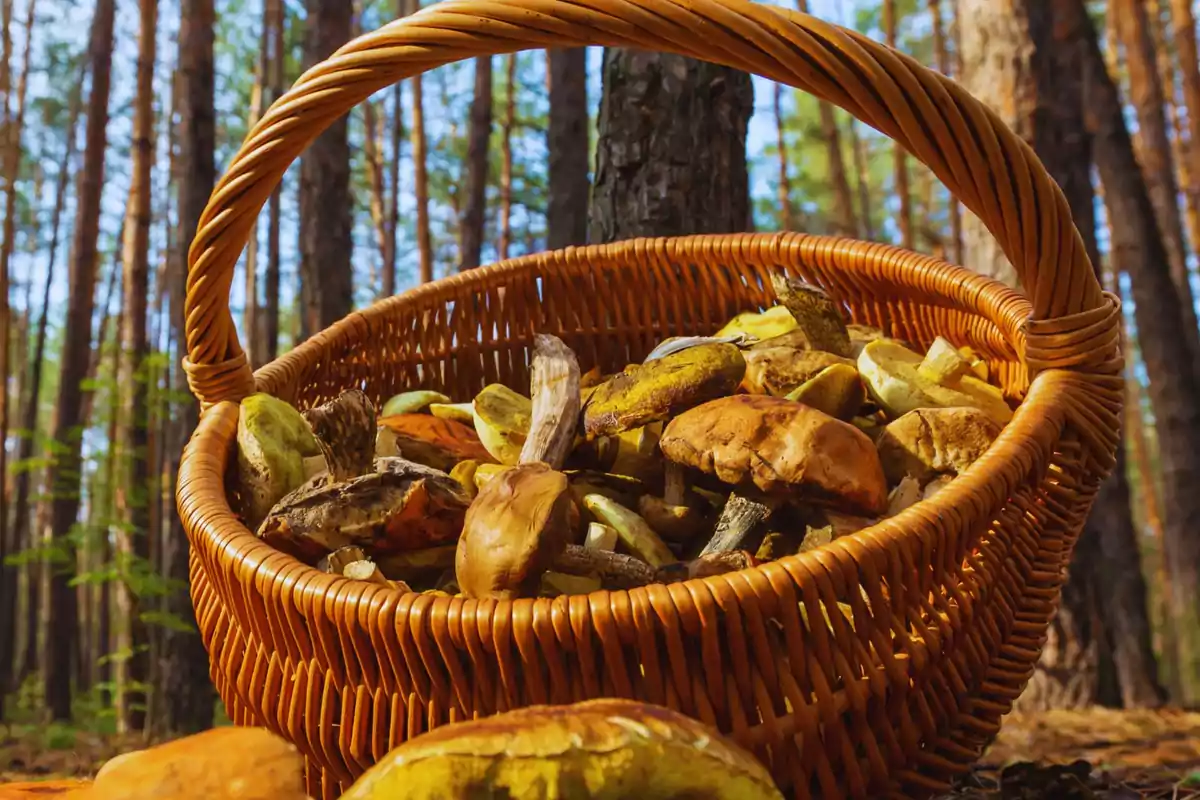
[455,463,574,599]
[473,383,533,465]
[768,272,854,357]
[784,362,866,420]
[858,339,1013,425]
[582,343,746,439]
[378,413,494,472]
[257,457,469,564]
[660,394,890,516]
[235,393,325,532]
[381,390,451,417]
[303,390,377,482]
[875,407,1002,485]
[519,334,581,469]
[917,337,974,384]
[584,521,619,551]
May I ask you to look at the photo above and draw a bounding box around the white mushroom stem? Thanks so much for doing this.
[519,334,582,469]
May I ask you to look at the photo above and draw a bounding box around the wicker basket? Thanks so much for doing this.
[177,1,1123,797]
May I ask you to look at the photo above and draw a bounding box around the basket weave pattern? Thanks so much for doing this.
[177,3,1123,798]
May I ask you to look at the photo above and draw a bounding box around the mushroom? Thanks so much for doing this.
[472,383,533,465]
[857,339,1013,425]
[256,457,469,564]
[875,406,1002,485]
[660,394,890,517]
[582,494,677,568]
[784,362,866,420]
[377,413,494,472]
[584,521,619,550]
[317,545,368,574]
[550,544,753,589]
[455,463,574,599]
[374,545,457,585]
[714,303,797,341]
[429,402,475,424]
[768,272,854,357]
[565,470,646,510]
[88,727,307,800]
[449,459,482,498]
[582,343,746,439]
[701,492,780,556]
[540,571,601,596]
[643,333,753,362]
[885,476,923,517]
[380,390,451,417]
[235,392,325,532]
[338,699,784,800]
[637,462,710,543]
[519,334,582,468]
[303,389,377,482]
[741,344,854,397]
[343,560,393,587]
[917,336,974,384]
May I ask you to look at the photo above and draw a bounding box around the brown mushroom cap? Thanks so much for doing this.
[455,463,574,599]
[660,394,889,515]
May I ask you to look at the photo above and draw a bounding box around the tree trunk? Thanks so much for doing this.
[459,56,492,271]
[773,82,795,230]
[883,0,912,249]
[498,53,516,260]
[929,0,962,263]
[263,0,283,360]
[1114,0,1200,365]
[158,0,216,735]
[1068,0,1200,706]
[362,99,389,289]
[590,49,753,242]
[547,47,589,248]
[244,1,269,369]
[848,119,875,240]
[1167,0,1200,273]
[0,0,35,700]
[114,0,157,734]
[411,0,432,283]
[44,0,116,721]
[299,0,352,335]
[955,0,1031,288]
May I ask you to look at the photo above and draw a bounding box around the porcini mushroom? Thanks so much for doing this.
[381,390,451,417]
[377,413,494,472]
[472,384,533,465]
[768,272,854,357]
[519,334,581,469]
[582,343,745,439]
[784,362,866,420]
[455,463,574,599]
[741,344,854,397]
[637,462,709,543]
[875,406,1002,485]
[582,494,676,568]
[714,304,798,341]
[659,394,890,516]
[235,393,325,531]
[303,389,377,481]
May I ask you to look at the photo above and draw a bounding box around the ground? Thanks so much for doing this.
[1,708,1198,798]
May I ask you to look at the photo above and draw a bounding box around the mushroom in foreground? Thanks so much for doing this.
[660,394,890,517]
[380,390,451,417]
[235,392,325,531]
[338,699,783,800]
[768,271,854,357]
[714,303,798,341]
[303,389,377,481]
[741,344,854,397]
[473,383,533,464]
[784,362,866,420]
[875,406,1002,485]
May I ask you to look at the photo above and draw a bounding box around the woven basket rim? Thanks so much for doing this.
[188,231,1060,611]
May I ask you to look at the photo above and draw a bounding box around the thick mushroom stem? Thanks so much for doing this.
[318,546,367,575]
[519,334,582,469]
[768,271,853,358]
[700,493,776,556]
[343,560,391,586]
[552,545,755,589]
[303,389,378,481]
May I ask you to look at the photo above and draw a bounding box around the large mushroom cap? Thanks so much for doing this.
[339,698,783,800]
[660,394,889,515]
[455,462,574,599]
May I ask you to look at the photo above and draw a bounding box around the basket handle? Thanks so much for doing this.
[184,0,1109,408]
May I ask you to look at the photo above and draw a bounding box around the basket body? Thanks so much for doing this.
[180,234,1114,799]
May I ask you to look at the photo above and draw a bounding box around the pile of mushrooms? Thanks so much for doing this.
[234,270,1011,599]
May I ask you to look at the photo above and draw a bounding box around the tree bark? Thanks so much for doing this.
[1114,0,1200,366]
[299,0,353,335]
[883,0,912,249]
[263,0,283,360]
[362,98,389,283]
[590,49,753,242]
[1167,0,1200,274]
[498,53,516,260]
[0,0,35,700]
[158,0,216,735]
[929,0,962,263]
[411,0,432,283]
[1067,0,1200,706]
[848,118,875,240]
[547,48,589,248]
[244,0,268,369]
[114,0,157,734]
[460,56,492,270]
[773,82,795,230]
[44,0,116,721]
[955,0,1029,288]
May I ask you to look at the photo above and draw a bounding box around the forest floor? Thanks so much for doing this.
[0,708,1198,798]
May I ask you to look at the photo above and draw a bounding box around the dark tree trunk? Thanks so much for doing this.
[263,0,283,360]
[1067,0,1200,705]
[589,49,753,242]
[547,48,589,248]
[299,0,353,334]
[157,0,216,735]
[44,0,116,721]
[459,55,492,271]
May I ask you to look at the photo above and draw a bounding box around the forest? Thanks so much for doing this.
[0,0,1199,794]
